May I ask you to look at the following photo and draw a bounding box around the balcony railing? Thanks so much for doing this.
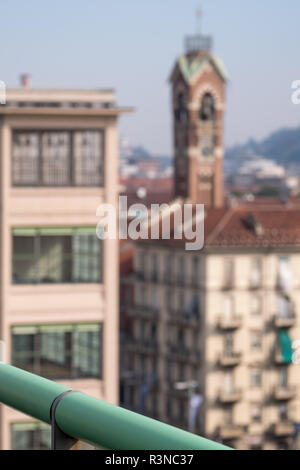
[219,351,242,367]
[218,315,242,331]
[218,424,243,440]
[274,349,292,365]
[273,385,296,401]
[168,310,200,328]
[127,304,160,319]
[124,337,159,354]
[218,388,242,404]
[166,343,201,363]
[271,421,294,437]
[0,363,231,450]
[273,314,296,329]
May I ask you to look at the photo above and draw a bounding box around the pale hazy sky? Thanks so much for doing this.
[1,0,300,154]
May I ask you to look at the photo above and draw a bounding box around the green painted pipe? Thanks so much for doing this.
[0,363,231,450]
[0,363,70,423]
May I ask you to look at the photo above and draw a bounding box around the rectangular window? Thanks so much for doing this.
[177,256,185,283]
[224,408,233,425]
[12,323,102,379]
[136,251,146,280]
[279,367,288,388]
[277,295,293,319]
[165,288,173,310]
[12,228,101,284]
[250,330,263,351]
[250,257,262,288]
[251,295,262,315]
[250,369,262,387]
[41,132,71,185]
[224,258,234,288]
[73,131,104,186]
[12,132,39,185]
[11,422,51,451]
[224,332,234,355]
[224,370,234,393]
[278,404,288,421]
[164,254,173,281]
[152,288,159,310]
[224,296,234,320]
[12,130,104,187]
[192,256,199,286]
[278,256,292,291]
[251,404,262,423]
[152,253,158,282]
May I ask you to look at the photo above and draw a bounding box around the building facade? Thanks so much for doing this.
[120,35,300,450]
[0,87,130,449]
[122,205,300,450]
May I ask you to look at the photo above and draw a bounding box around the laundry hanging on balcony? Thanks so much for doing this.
[185,295,199,319]
[138,374,158,414]
[188,394,203,433]
[279,330,293,364]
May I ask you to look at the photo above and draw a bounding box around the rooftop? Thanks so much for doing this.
[138,200,300,250]
[2,88,133,115]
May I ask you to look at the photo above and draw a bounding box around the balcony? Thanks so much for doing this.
[222,278,234,291]
[274,350,292,365]
[273,386,296,401]
[271,421,294,437]
[168,310,200,328]
[273,314,296,329]
[166,344,201,363]
[218,315,242,331]
[219,351,242,367]
[125,337,159,355]
[218,388,242,404]
[134,271,145,281]
[127,304,159,319]
[218,424,244,440]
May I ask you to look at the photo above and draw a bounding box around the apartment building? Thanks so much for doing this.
[120,33,300,450]
[121,203,300,450]
[0,86,131,449]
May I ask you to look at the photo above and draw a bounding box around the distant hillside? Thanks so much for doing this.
[225,126,300,174]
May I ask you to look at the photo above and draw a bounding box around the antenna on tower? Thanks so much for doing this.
[196,8,202,35]
[185,8,213,55]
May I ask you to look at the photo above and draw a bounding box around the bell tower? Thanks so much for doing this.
[170,18,227,207]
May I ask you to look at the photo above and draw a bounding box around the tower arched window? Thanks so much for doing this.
[175,93,188,123]
[200,93,215,121]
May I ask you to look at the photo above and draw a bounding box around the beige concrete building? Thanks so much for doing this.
[121,203,300,450]
[0,86,131,449]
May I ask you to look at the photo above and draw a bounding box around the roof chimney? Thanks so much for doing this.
[20,74,31,88]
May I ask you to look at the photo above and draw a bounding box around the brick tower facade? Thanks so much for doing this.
[170,35,227,207]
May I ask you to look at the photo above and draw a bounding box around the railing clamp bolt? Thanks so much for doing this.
[50,390,80,450]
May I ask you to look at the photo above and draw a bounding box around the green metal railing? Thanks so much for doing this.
[0,363,231,450]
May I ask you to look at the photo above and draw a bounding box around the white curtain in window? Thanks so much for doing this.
[278,296,290,318]
[278,257,292,292]
[251,258,261,287]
